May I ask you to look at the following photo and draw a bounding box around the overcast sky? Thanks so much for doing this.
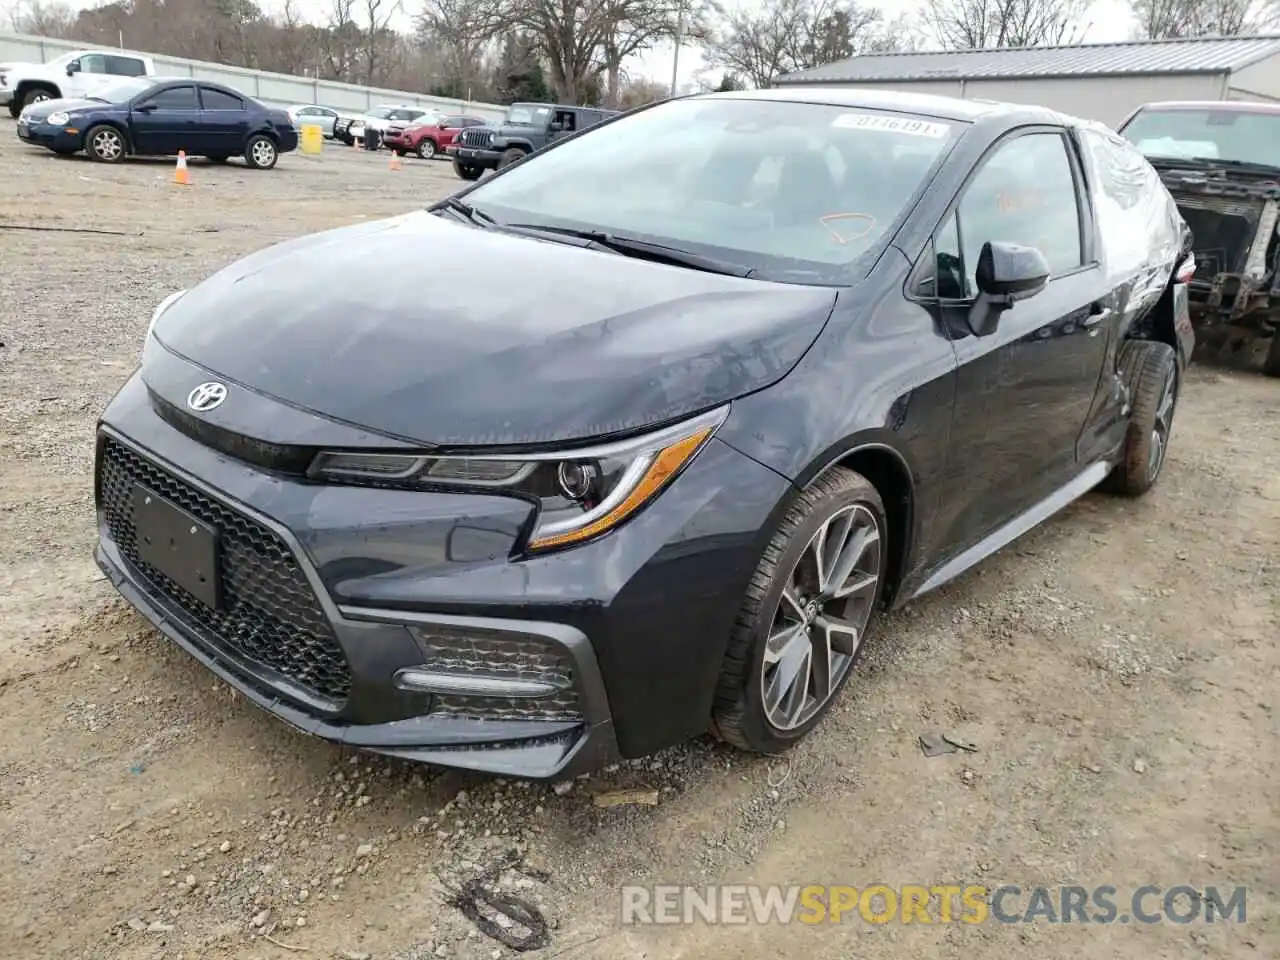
[20,0,1142,91]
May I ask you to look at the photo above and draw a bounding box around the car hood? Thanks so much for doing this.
[22,97,102,119]
[151,211,838,448]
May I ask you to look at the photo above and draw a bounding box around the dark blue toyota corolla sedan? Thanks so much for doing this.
[17,76,297,168]
[93,88,1196,780]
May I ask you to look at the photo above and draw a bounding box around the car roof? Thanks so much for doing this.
[1130,99,1280,114]
[701,85,1067,124]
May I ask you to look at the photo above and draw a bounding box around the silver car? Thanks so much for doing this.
[287,104,340,138]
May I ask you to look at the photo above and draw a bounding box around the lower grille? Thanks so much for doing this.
[98,436,353,704]
[408,627,582,722]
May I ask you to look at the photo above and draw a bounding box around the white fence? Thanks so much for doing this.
[0,30,508,122]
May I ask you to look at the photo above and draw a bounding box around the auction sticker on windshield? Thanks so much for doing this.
[831,113,951,138]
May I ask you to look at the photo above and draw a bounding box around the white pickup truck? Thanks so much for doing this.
[1,49,156,118]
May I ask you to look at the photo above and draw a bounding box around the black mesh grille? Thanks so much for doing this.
[458,128,491,148]
[98,436,352,704]
[410,628,582,722]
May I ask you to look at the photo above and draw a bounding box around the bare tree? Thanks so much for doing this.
[417,0,504,97]
[1130,0,1278,38]
[7,0,77,37]
[360,0,403,85]
[922,0,1090,49]
[499,0,613,103]
[702,0,883,89]
[598,0,688,107]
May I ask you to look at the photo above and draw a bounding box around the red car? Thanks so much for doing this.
[386,115,488,159]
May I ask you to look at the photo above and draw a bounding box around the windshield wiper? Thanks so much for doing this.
[1191,157,1280,174]
[503,223,754,278]
[437,196,498,229]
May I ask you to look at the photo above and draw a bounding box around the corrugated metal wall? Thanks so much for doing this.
[0,30,508,122]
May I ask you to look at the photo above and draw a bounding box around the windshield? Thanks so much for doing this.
[94,77,155,103]
[505,104,552,126]
[1120,107,1280,168]
[463,97,962,285]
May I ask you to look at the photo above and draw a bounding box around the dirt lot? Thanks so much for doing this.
[0,129,1276,960]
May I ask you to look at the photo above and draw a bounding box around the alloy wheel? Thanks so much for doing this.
[761,503,882,731]
[419,139,435,159]
[93,129,122,161]
[1148,363,1177,480]
[252,139,276,167]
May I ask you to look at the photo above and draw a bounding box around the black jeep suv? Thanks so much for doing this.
[1120,99,1280,376]
[450,101,619,180]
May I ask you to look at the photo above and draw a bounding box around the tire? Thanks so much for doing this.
[417,138,437,160]
[497,147,527,169]
[711,468,888,753]
[244,134,278,170]
[1262,332,1280,378]
[1101,340,1179,497]
[452,159,483,181]
[84,124,126,163]
[7,100,20,119]
[21,86,55,109]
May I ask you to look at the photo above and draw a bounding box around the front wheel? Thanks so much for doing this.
[1101,339,1179,497]
[452,159,483,181]
[712,468,887,753]
[244,134,278,170]
[22,87,54,109]
[497,147,527,169]
[417,138,437,160]
[7,100,21,119]
[84,124,126,163]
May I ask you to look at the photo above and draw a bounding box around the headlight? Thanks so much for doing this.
[487,132,495,144]
[309,405,728,552]
[46,111,70,125]
[146,289,187,342]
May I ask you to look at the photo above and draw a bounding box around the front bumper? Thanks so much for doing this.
[15,118,79,150]
[94,367,790,777]
[452,145,501,167]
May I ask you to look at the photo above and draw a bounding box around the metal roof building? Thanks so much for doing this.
[775,36,1280,127]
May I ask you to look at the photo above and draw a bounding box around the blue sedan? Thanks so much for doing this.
[16,76,299,169]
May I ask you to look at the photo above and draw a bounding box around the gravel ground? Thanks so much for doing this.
[0,128,1276,960]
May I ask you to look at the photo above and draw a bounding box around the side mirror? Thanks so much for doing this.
[968,240,1050,336]
[66,61,80,76]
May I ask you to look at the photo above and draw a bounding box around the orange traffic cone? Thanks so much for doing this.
[173,150,191,185]
[388,151,402,172]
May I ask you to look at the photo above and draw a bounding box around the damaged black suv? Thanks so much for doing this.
[1120,100,1280,376]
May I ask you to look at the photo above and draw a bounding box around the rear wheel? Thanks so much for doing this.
[417,138,437,160]
[85,124,125,163]
[712,468,887,753]
[1101,340,1179,497]
[1263,331,1280,378]
[244,135,278,170]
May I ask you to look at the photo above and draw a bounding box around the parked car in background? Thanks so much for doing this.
[1,48,155,117]
[449,102,618,179]
[96,88,1194,779]
[334,105,433,148]
[286,104,340,138]
[17,76,298,168]
[385,114,487,159]
[1119,99,1280,376]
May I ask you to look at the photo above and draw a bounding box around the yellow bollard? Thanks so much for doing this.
[299,123,323,155]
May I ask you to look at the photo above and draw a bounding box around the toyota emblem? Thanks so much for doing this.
[187,381,227,412]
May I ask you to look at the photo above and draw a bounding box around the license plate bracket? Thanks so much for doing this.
[132,484,221,609]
